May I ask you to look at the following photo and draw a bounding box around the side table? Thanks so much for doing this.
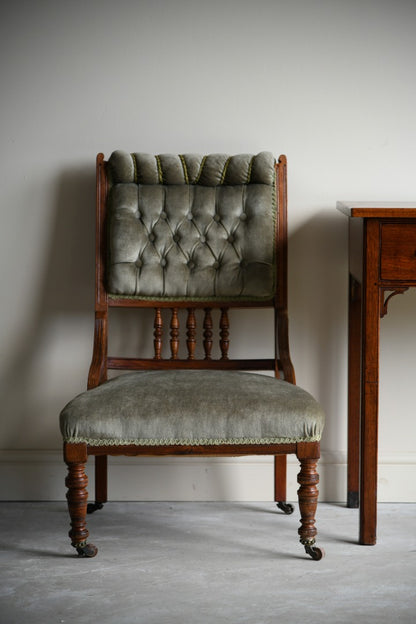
[337,202,416,545]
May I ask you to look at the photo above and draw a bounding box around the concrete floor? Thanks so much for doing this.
[0,502,415,624]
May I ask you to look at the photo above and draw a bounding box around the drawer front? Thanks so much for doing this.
[380,223,416,280]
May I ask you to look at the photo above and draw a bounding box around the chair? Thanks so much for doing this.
[60,151,325,560]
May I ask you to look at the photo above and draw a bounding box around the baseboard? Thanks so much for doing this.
[0,450,415,502]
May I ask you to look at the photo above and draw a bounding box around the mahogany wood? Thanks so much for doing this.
[107,297,274,309]
[203,308,213,360]
[274,455,287,502]
[337,203,416,219]
[275,155,295,384]
[219,308,230,360]
[64,443,90,549]
[170,308,179,359]
[94,455,108,504]
[347,276,361,508]
[339,202,416,545]
[62,154,324,559]
[380,223,416,281]
[186,308,196,360]
[297,455,320,545]
[153,308,163,360]
[87,442,298,457]
[87,312,108,389]
[107,357,277,371]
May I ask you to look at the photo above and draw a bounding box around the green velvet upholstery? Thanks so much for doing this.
[107,152,276,300]
[60,371,324,446]
[108,151,275,186]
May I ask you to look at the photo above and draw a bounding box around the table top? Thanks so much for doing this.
[337,201,416,218]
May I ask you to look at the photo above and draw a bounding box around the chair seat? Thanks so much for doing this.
[60,370,325,447]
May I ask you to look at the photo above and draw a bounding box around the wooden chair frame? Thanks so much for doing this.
[63,153,323,560]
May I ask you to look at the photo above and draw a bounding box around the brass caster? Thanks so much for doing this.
[303,541,325,561]
[276,501,294,515]
[87,501,104,514]
[73,541,98,558]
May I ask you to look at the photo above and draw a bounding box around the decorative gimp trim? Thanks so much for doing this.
[63,434,322,447]
[107,292,275,303]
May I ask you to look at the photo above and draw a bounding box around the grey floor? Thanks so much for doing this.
[0,502,415,624]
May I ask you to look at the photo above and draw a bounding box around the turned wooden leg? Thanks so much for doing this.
[297,443,324,560]
[87,455,107,514]
[274,455,294,515]
[64,443,97,557]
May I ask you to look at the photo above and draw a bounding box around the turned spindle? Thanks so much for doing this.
[219,308,230,360]
[203,308,213,360]
[186,308,196,360]
[170,308,179,359]
[153,308,163,360]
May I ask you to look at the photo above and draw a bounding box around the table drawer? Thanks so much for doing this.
[380,223,416,280]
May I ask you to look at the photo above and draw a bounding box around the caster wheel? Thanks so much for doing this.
[87,502,104,514]
[76,542,98,557]
[276,502,295,515]
[305,544,325,561]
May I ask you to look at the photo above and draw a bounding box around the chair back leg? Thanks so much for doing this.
[274,455,294,514]
[87,455,108,514]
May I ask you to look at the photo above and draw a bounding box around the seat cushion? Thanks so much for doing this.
[60,371,324,447]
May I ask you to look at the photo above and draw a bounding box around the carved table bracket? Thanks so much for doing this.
[380,287,409,318]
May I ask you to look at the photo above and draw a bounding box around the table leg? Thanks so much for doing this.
[347,275,361,508]
[359,219,380,545]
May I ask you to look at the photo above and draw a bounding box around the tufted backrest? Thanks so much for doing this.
[106,151,277,301]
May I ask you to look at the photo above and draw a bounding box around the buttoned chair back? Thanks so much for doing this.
[60,151,325,560]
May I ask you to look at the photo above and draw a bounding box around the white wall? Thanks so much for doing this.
[1,0,415,502]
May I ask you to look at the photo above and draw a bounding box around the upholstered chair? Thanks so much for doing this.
[60,151,325,560]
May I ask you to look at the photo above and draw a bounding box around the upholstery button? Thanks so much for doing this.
[136,211,141,220]
[160,211,167,220]
[199,235,206,244]
[228,234,234,243]
[240,213,247,221]
[173,234,180,243]
[187,212,193,221]
[187,260,195,270]
[213,261,220,269]
[148,233,155,242]
[135,259,143,268]
[160,258,167,267]
[213,214,221,223]
[240,259,246,269]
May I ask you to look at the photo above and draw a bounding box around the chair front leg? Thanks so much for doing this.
[296,443,324,560]
[64,443,97,557]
